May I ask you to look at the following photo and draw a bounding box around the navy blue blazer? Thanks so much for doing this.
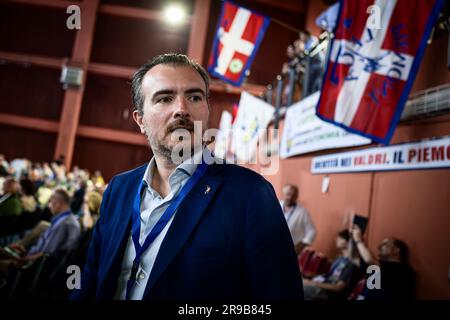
[70,162,304,300]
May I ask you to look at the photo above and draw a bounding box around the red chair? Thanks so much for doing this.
[298,248,314,273]
[317,256,331,275]
[348,278,367,300]
[302,252,330,278]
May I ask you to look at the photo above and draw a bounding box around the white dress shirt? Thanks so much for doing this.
[114,156,198,300]
[279,200,317,246]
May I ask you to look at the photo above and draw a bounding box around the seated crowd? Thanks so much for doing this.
[0,155,105,299]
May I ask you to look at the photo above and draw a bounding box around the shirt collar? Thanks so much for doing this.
[142,148,212,194]
[280,200,297,210]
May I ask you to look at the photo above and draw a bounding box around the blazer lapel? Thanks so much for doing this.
[143,164,224,298]
[99,166,146,299]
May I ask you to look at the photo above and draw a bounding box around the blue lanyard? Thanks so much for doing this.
[126,160,208,300]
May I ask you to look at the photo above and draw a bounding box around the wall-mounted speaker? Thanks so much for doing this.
[60,65,83,88]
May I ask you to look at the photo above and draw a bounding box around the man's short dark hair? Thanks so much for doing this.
[131,53,210,115]
[393,238,409,264]
[338,229,351,242]
[53,188,71,205]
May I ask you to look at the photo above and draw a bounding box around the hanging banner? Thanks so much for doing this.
[280,92,371,158]
[311,136,450,174]
[208,0,270,86]
[231,91,274,162]
[316,0,444,144]
[214,110,233,160]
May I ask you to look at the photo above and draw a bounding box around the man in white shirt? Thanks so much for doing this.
[279,184,317,255]
[114,152,201,300]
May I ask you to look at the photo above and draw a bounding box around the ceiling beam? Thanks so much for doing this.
[0,113,59,133]
[188,0,211,64]
[1,0,78,9]
[54,0,99,169]
[0,113,147,146]
[0,51,62,69]
[0,52,265,95]
[77,125,147,146]
[88,62,135,79]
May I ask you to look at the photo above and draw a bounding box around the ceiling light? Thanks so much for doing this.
[164,4,186,26]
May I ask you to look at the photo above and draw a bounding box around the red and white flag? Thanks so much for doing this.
[316,0,443,144]
[208,1,270,86]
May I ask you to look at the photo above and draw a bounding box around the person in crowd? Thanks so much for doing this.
[71,180,87,215]
[42,162,54,182]
[19,174,37,213]
[35,180,54,208]
[279,184,316,255]
[92,170,105,188]
[351,226,416,299]
[70,53,303,301]
[303,229,360,300]
[10,159,30,179]
[0,178,22,217]
[80,191,102,231]
[8,188,81,263]
[29,163,45,190]
[0,154,10,177]
[294,30,324,96]
[69,190,103,269]
[51,161,67,185]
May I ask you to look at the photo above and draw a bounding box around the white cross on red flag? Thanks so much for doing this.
[208,1,270,86]
[316,0,443,144]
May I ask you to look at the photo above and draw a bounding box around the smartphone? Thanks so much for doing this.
[353,214,369,234]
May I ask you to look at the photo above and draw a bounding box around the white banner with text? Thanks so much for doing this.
[280,92,371,158]
[311,136,450,174]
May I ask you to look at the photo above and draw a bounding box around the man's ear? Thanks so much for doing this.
[132,110,145,134]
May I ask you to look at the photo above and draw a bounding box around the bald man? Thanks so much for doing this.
[280,184,317,255]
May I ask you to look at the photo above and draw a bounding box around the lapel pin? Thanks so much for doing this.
[204,185,211,195]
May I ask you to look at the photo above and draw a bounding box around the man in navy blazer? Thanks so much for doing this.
[70,54,303,300]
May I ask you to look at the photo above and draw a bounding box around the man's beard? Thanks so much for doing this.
[144,118,205,164]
